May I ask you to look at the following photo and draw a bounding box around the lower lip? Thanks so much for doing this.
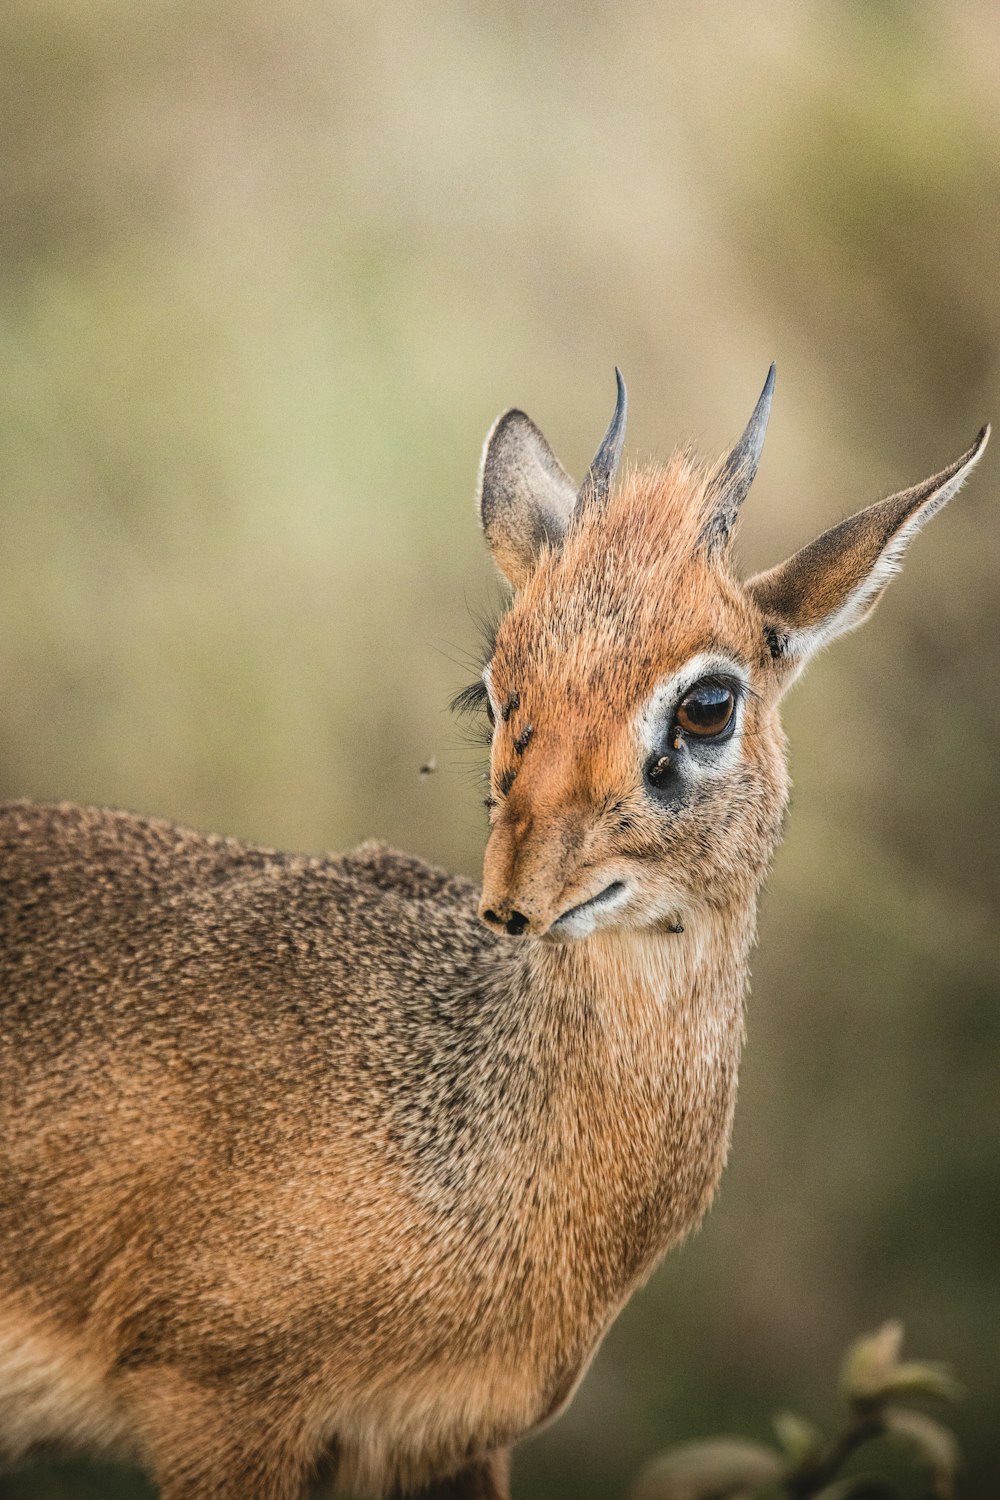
[553,880,627,927]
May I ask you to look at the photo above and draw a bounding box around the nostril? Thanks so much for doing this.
[505,911,529,936]
[482,908,503,929]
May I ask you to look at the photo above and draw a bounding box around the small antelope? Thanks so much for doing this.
[0,368,987,1499]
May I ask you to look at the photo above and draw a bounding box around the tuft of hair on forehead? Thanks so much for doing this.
[491,448,763,722]
[573,451,724,571]
[516,450,736,633]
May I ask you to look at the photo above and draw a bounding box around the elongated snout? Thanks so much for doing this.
[478,799,611,938]
[479,812,554,937]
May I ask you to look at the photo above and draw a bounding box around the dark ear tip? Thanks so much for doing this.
[975,422,991,450]
[480,409,547,474]
[488,408,531,438]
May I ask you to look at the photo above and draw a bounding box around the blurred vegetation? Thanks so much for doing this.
[0,0,997,1496]
[630,1322,962,1500]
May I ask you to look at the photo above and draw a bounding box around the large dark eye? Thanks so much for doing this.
[674,679,736,739]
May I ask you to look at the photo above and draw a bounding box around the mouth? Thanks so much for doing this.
[551,880,628,933]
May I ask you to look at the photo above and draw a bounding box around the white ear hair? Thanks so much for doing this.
[747,424,990,674]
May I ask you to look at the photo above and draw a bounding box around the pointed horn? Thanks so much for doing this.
[577,367,627,510]
[701,362,776,553]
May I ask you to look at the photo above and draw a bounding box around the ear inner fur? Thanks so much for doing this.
[747,425,989,664]
[478,409,578,589]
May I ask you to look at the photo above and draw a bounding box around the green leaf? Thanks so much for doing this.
[812,1478,904,1500]
[884,1408,960,1499]
[627,1438,785,1500]
[840,1322,961,1408]
[840,1321,906,1405]
[772,1409,824,1466]
[878,1362,963,1406]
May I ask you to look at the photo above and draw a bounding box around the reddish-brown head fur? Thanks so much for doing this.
[481,455,787,937]
[476,370,987,942]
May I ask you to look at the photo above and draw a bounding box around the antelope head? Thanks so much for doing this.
[470,368,987,940]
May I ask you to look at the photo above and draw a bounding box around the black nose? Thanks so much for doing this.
[481,907,530,936]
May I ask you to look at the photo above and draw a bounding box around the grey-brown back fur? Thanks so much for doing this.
[0,802,741,1498]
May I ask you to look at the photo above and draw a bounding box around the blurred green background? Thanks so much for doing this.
[0,0,997,1495]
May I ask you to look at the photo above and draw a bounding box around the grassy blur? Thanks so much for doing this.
[0,1,997,1495]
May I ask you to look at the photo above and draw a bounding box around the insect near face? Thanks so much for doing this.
[642,669,744,795]
[0,366,987,1500]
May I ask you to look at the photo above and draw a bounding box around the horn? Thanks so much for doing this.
[576,367,627,510]
[701,362,776,552]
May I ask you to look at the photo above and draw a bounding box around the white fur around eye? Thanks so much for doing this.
[636,654,750,776]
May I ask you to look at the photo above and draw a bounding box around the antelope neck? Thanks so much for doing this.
[482,907,757,1304]
[526,911,753,1031]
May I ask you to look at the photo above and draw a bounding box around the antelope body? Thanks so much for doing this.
[0,368,987,1499]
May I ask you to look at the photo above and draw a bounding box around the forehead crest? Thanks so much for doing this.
[488,470,760,727]
[478,366,775,592]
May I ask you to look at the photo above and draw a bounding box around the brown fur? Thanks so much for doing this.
[0,397,984,1497]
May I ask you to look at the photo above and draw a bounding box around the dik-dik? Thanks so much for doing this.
[0,367,987,1499]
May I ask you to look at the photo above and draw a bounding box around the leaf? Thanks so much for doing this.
[840,1321,905,1405]
[772,1409,824,1466]
[840,1322,961,1408]
[812,1479,904,1500]
[877,1362,963,1406]
[884,1408,960,1499]
[627,1438,785,1500]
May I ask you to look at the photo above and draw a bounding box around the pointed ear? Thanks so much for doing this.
[747,426,989,679]
[477,371,628,589]
[477,409,578,589]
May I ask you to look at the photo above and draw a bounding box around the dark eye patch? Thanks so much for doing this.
[643,747,687,809]
[642,672,742,808]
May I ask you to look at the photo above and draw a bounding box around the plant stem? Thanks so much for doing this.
[786,1411,887,1497]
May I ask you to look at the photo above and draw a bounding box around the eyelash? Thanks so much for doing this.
[451,679,489,715]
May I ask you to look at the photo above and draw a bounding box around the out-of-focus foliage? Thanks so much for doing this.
[630,1322,962,1500]
[0,1,997,1496]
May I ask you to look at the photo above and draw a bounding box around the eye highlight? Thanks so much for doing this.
[674,679,736,740]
